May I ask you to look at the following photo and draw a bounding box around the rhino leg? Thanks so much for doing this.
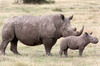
[79,47,84,57]
[0,26,15,55]
[43,38,55,56]
[64,48,68,57]
[59,50,63,56]
[10,37,20,55]
[0,41,9,55]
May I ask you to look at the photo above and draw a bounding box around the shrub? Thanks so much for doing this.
[14,0,55,4]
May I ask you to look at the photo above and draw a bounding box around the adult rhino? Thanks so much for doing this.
[0,14,84,56]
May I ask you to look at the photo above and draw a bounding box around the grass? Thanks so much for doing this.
[0,0,100,66]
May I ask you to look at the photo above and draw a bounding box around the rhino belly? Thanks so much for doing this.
[16,34,43,46]
[19,38,43,46]
[69,45,79,50]
[14,25,42,46]
[68,43,79,50]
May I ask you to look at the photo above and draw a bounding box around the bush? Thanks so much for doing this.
[15,0,55,4]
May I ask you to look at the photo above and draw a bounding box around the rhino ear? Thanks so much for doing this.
[85,32,88,36]
[90,32,93,35]
[68,15,73,20]
[60,14,65,21]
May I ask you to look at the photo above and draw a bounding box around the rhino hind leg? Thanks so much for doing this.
[64,48,68,57]
[0,27,15,55]
[0,41,9,55]
[59,50,63,56]
[10,36,20,55]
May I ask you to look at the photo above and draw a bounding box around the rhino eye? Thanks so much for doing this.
[67,30,70,33]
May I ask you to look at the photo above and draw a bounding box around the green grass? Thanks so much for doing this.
[0,0,100,66]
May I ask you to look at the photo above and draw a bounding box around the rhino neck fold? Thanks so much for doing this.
[54,25,62,39]
[53,23,62,38]
[81,35,90,46]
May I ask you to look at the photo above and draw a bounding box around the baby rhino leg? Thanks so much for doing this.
[59,43,68,57]
[79,47,84,57]
[59,47,68,57]
[59,50,63,56]
[64,48,68,57]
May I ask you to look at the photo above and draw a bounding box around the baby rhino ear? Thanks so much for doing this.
[90,32,93,35]
[85,32,88,36]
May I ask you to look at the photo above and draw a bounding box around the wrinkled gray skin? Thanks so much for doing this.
[0,14,84,56]
[59,32,99,57]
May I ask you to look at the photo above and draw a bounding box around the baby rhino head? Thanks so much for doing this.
[85,32,99,44]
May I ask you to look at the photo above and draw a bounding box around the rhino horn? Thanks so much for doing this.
[76,25,84,36]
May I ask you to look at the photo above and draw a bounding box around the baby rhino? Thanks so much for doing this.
[59,32,99,57]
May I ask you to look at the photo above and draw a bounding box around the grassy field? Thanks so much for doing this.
[0,0,100,66]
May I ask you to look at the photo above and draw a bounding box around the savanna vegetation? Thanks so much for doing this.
[15,0,54,4]
[0,0,100,66]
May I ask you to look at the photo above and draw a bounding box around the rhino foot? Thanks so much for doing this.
[46,53,53,56]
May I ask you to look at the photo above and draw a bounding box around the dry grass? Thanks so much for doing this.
[0,0,100,66]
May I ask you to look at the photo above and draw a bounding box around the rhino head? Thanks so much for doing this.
[59,14,84,37]
[84,32,99,44]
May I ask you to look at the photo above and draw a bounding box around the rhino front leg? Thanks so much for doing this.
[10,37,20,55]
[43,38,55,56]
[0,40,9,55]
[79,47,84,57]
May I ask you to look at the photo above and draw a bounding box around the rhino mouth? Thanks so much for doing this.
[92,38,99,44]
